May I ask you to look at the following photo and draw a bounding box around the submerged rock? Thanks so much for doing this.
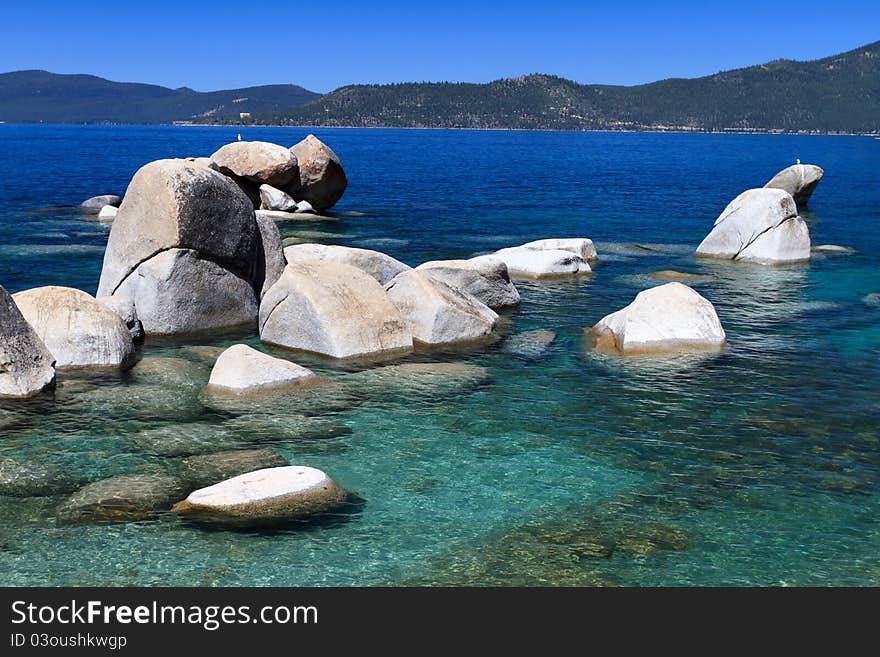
[284,243,411,285]
[503,329,556,358]
[57,474,189,524]
[212,141,300,189]
[80,194,121,213]
[289,135,347,211]
[0,285,56,398]
[0,457,80,497]
[130,422,240,457]
[256,209,333,222]
[696,188,810,264]
[259,261,413,359]
[416,257,520,309]
[222,413,353,442]
[811,244,855,254]
[172,466,350,526]
[648,270,713,283]
[179,449,289,489]
[346,362,489,399]
[863,293,880,307]
[764,163,823,206]
[481,247,591,278]
[385,270,498,346]
[13,286,135,369]
[590,282,726,354]
[206,344,316,394]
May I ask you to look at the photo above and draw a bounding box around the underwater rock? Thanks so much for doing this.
[590,282,726,354]
[416,257,520,309]
[502,329,556,358]
[205,377,361,416]
[172,465,350,526]
[57,474,189,524]
[178,449,289,489]
[696,188,810,264]
[212,141,300,189]
[811,244,856,254]
[260,261,413,358]
[206,344,316,394]
[648,270,713,283]
[764,163,823,206]
[346,362,489,399]
[222,413,353,442]
[130,422,240,457]
[80,194,121,212]
[478,247,591,278]
[0,457,80,497]
[284,243,411,285]
[13,286,135,369]
[288,134,347,211]
[385,269,498,346]
[0,284,56,398]
[863,292,880,307]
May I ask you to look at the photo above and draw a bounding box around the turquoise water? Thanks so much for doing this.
[0,125,878,586]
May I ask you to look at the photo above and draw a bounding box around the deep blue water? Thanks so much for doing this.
[0,125,878,586]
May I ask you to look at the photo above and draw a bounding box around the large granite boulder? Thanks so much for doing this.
[114,249,258,334]
[172,466,350,526]
[284,243,410,285]
[481,247,591,278]
[206,344,316,394]
[590,282,726,354]
[80,194,121,213]
[179,449,289,489]
[57,474,190,524]
[519,238,598,261]
[96,159,264,334]
[696,188,810,264]
[416,257,520,309]
[764,163,824,206]
[288,135,347,211]
[254,210,286,298]
[259,184,298,212]
[0,285,56,398]
[13,286,135,369]
[211,141,300,189]
[260,261,413,358]
[384,269,498,346]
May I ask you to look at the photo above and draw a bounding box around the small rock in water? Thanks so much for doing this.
[257,210,334,222]
[863,293,880,307]
[519,238,598,261]
[0,457,81,497]
[97,205,118,221]
[178,449,289,489]
[172,465,350,527]
[206,344,316,395]
[503,329,557,358]
[57,474,189,524]
[258,184,298,212]
[811,244,856,254]
[80,195,121,213]
[480,247,591,278]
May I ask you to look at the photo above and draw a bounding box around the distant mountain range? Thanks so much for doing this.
[2,40,878,133]
[0,70,319,124]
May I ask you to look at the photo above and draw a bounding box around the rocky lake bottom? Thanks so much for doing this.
[0,125,878,586]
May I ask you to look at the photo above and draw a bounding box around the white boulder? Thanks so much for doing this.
[283,243,411,285]
[764,164,823,206]
[480,247,591,278]
[206,344,316,394]
[591,282,726,354]
[519,238,598,261]
[97,205,118,221]
[696,188,810,265]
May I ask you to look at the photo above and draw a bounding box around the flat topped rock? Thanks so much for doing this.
[591,282,726,354]
[484,247,591,278]
[206,344,316,394]
[172,465,350,525]
[519,238,598,261]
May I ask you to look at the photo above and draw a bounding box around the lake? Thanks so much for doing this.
[0,124,878,586]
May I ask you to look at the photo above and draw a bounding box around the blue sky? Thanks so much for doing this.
[2,1,877,92]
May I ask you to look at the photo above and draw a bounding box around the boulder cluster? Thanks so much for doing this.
[0,155,834,527]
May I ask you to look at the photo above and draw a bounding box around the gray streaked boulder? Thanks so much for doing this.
[114,248,258,335]
[96,159,259,300]
[179,449,289,489]
[283,243,410,285]
[13,286,135,369]
[259,184,298,212]
[80,194,121,212]
[255,210,286,298]
[172,466,350,526]
[288,135,347,211]
[211,141,300,189]
[57,474,190,524]
[0,285,56,398]
[696,188,810,264]
[590,282,726,354]
[97,294,144,343]
[416,257,520,309]
[764,163,824,206]
[260,261,413,359]
[206,344,316,394]
[384,269,498,346]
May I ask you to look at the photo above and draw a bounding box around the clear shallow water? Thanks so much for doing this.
[0,125,878,586]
